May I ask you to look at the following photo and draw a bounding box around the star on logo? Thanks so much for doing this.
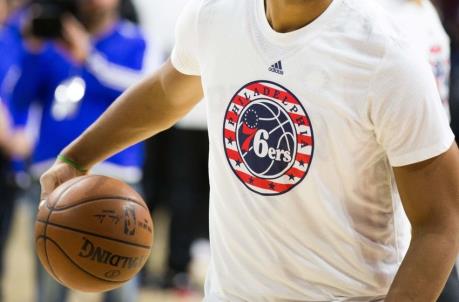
[227,136,234,145]
[288,174,295,181]
[298,160,305,167]
[248,177,254,184]
[268,182,275,190]
[235,160,242,167]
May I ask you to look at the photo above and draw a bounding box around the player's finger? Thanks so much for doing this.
[38,199,46,210]
[39,173,57,202]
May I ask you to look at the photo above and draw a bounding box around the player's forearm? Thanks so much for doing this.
[61,62,202,170]
[386,224,459,302]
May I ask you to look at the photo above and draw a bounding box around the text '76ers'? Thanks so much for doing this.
[223,80,314,196]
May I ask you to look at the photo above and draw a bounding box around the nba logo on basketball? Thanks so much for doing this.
[124,206,137,236]
[223,80,314,195]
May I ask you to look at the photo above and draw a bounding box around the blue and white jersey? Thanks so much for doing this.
[11,21,147,182]
[0,11,25,175]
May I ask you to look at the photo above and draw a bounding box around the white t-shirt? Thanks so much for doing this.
[377,0,451,118]
[171,0,455,300]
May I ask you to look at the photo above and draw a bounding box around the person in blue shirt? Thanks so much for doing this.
[10,0,147,301]
[0,0,30,299]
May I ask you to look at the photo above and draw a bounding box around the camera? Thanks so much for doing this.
[30,0,79,38]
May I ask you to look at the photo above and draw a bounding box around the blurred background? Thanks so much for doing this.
[0,0,459,301]
[0,0,208,301]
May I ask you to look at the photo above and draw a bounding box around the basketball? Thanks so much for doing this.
[34,175,154,292]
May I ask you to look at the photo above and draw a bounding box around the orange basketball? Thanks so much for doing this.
[35,175,154,292]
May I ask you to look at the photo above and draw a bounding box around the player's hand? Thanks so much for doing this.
[39,160,87,207]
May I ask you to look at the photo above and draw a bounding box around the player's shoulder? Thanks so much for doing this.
[340,0,403,43]
[423,0,443,20]
[201,0,246,8]
[193,0,247,21]
[337,0,419,71]
[422,0,449,39]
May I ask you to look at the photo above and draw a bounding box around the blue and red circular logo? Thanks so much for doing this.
[223,81,314,195]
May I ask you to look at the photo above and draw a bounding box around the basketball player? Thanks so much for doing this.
[40,0,459,300]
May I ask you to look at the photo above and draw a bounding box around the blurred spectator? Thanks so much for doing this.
[0,0,30,299]
[10,0,147,301]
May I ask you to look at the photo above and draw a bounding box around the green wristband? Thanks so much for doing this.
[57,154,88,173]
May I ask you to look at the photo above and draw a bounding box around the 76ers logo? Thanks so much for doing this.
[223,80,314,195]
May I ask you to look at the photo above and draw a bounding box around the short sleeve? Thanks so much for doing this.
[370,42,455,167]
[171,0,202,76]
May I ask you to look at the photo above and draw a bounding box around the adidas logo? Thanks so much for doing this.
[268,60,284,75]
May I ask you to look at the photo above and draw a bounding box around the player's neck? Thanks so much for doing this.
[265,0,333,33]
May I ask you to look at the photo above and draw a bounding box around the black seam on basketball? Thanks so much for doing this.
[35,237,66,286]
[36,235,129,284]
[36,220,151,249]
[43,176,93,284]
[44,195,147,212]
[44,175,100,210]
